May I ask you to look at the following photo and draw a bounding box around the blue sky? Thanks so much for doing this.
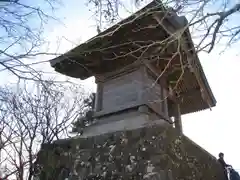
[1,0,240,172]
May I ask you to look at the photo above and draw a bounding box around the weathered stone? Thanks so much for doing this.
[35,126,225,180]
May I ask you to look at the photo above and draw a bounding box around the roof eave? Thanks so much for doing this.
[167,14,216,108]
[184,30,217,107]
[49,0,166,73]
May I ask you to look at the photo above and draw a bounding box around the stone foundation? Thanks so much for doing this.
[35,125,225,180]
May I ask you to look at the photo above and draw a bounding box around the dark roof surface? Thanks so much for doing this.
[50,0,168,79]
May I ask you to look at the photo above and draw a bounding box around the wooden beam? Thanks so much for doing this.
[179,87,202,100]
[94,78,103,112]
[174,101,183,134]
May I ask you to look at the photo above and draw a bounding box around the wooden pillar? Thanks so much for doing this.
[174,101,183,134]
[95,77,103,112]
[168,85,183,134]
[162,88,168,117]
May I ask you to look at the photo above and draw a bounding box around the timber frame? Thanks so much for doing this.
[49,0,216,133]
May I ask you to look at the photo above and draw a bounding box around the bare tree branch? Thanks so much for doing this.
[0,81,86,179]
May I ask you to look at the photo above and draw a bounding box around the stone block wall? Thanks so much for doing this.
[34,126,225,180]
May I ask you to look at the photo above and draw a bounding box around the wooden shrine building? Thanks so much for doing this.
[50,1,216,136]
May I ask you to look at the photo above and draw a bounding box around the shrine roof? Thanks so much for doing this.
[49,0,216,115]
[50,1,177,79]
